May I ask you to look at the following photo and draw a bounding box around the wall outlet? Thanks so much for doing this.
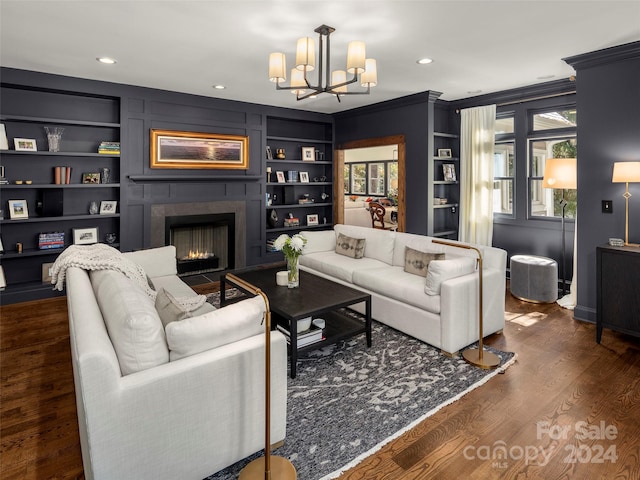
[602,200,613,213]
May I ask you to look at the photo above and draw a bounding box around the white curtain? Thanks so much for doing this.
[459,105,497,246]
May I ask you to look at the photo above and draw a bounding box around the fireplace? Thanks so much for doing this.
[165,213,235,276]
[151,201,246,274]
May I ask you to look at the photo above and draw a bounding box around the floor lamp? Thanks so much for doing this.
[225,274,297,480]
[612,161,640,247]
[542,158,577,297]
[432,240,500,369]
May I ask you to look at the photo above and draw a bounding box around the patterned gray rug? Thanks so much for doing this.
[205,290,516,480]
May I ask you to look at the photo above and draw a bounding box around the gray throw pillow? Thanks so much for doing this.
[336,233,366,259]
[404,246,445,277]
[155,288,193,327]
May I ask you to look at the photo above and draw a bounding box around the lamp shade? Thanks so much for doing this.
[542,158,577,189]
[360,59,378,87]
[346,41,366,74]
[269,53,286,82]
[331,70,348,94]
[612,162,640,183]
[290,68,306,95]
[295,37,315,71]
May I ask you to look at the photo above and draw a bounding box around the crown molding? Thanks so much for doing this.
[563,40,640,71]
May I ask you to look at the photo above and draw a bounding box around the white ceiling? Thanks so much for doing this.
[1,1,639,114]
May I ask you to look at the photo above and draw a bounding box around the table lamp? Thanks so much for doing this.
[612,161,640,247]
[542,158,577,296]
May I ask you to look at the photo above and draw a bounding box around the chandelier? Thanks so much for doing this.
[268,25,377,102]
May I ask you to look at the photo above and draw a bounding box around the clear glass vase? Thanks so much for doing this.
[44,126,64,152]
[286,255,299,288]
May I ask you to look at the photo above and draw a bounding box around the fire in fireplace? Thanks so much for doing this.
[165,213,235,276]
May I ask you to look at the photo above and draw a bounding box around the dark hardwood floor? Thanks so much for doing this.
[1,285,639,479]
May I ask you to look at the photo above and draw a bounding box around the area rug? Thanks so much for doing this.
[205,290,516,480]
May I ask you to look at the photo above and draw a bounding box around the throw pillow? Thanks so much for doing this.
[335,233,365,259]
[155,287,193,327]
[404,246,445,277]
[424,256,477,295]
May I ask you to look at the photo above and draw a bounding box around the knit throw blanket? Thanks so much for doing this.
[51,244,206,311]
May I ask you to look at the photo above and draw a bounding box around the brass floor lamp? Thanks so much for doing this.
[225,274,297,480]
[432,240,500,369]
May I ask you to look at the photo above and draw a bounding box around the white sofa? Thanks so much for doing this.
[343,200,372,227]
[64,245,287,480]
[299,224,507,355]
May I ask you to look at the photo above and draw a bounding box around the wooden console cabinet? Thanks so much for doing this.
[596,245,640,342]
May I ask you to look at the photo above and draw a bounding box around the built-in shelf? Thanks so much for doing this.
[267,135,332,144]
[433,203,459,209]
[267,203,332,209]
[433,181,459,185]
[434,132,459,139]
[0,114,120,128]
[267,182,332,186]
[0,150,119,157]
[267,159,333,165]
[2,183,120,189]
[266,224,331,234]
[0,214,119,224]
[128,175,262,182]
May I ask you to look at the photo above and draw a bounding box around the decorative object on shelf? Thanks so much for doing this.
[315,150,325,161]
[38,232,64,250]
[268,24,377,103]
[321,192,330,201]
[0,235,4,254]
[8,199,28,219]
[99,200,117,214]
[437,148,452,158]
[150,129,249,170]
[301,146,315,161]
[100,167,111,184]
[306,214,319,226]
[89,201,99,215]
[0,124,8,150]
[14,180,23,184]
[287,171,298,182]
[14,138,37,151]
[266,166,272,183]
[276,171,286,183]
[542,157,577,296]
[105,232,117,244]
[267,209,279,228]
[41,262,55,283]
[266,145,273,160]
[443,164,457,182]
[16,242,23,254]
[82,172,100,184]
[299,171,309,183]
[98,141,120,155]
[0,266,5,290]
[273,233,307,288]
[54,166,72,184]
[266,193,272,206]
[0,166,7,185]
[73,227,99,245]
[433,239,500,370]
[44,126,64,152]
[276,148,286,159]
[612,161,640,246]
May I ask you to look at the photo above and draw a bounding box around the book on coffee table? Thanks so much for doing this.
[276,324,324,348]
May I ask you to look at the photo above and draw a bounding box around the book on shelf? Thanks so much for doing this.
[276,322,324,348]
[98,141,120,154]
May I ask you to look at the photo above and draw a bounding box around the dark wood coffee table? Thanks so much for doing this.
[221,264,372,378]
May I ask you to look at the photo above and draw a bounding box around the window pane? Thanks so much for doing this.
[530,138,577,177]
[351,163,366,194]
[493,179,513,214]
[495,117,514,134]
[530,180,577,218]
[387,161,398,202]
[533,109,577,130]
[494,142,514,176]
[368,163,385,195]
[343,165,350,193]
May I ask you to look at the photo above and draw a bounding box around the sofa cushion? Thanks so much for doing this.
[300,252,387,283]
[155,288,194,327]
[336,233,366,259]
[335,224,396,265]
[90,269,169,375]
[424,257,477,295]
[300,229,336,254]
[352,266,442,314]
[404,246,445,277]
[393,232,444,267]
[165,296,266,361]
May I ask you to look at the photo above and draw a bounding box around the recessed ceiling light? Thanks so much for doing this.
[212,84,226,90]
[416,58,433,65]
[96,57,116,64]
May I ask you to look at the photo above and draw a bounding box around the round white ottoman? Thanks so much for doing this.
[510,254,558,303]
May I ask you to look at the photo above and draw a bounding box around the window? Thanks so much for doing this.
[343,160,398,199]
[495,117,514,134]
[351,163,366,194]
[493,142,514,215]
[529,137,577,218]
[368,163,385,195]
[532,108,577,131]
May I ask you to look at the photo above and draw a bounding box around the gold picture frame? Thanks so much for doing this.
[150,129,249,169]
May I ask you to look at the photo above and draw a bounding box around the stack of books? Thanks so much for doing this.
[266,239,279,252]
[38,232,65,250]
[276,320,324,348]
[284,217,300,227]
[98,141,120,155]
[54,166,72,184]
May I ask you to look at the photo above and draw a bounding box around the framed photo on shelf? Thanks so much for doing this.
[82,172,101,184]
[437,148,452,158]
[443,164,457,182]
[276,171,286,183]
[14,138,37,151]
[0,235,4,253]
[301,146,315,162]
[266,145,273,160]
[99,200,117,214]
[150,129,248,170]
[8,199,29,219]
[73,227,99,245]
[41,262,55,283]
[299,171,310,183]
[306,214,319,226]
